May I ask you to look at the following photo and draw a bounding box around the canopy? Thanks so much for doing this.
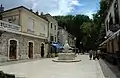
[52,42,63,49]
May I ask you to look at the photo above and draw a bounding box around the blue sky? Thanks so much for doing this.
[1,0,100,18]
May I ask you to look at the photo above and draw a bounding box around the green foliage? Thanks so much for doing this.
[54,14,91,48]
[81,22,99,50]
[54,14,90,36]
[54,0,108,50]
[0,71,15,78]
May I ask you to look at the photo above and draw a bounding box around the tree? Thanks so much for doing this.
[54,15,91,49]
[53,0,109,50]
[81,22,99,50]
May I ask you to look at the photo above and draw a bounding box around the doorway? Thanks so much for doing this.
[41,43,44,57]
[9,40,17,59]
[28,42,33,58]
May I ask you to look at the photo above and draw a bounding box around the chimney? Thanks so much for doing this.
[0,4,4,13]
[41,12,44,16]
[36,10,39,15]
[30,9,33,12]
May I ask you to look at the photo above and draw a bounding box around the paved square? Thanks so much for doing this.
[0,55,105,78]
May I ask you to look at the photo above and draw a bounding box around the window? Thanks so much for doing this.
[114,0,119,24]
[8,18,12,23]
[43,25,45,30]
[55,25,56,30]
[57,32,59,36]
[0,14,2,20]
[41,23,45,30]
[55,36,56,42]
[50,36,54,41]
[51,23,52,28]
[109,14,113,30]
[106,20,109,31]
[28,17,34,34]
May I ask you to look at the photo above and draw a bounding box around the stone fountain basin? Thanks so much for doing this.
[58,53,75,60]
[52,53,81,62]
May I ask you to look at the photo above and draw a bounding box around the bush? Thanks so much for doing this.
[0,71,15,78]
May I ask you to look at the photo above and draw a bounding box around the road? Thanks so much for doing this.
[0,54,105,78]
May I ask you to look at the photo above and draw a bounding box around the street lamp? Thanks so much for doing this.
[80,42,83,54]
[74,37,76,41]
[104,36,107,39]
[74,37,76,51]
[80,42,82,44]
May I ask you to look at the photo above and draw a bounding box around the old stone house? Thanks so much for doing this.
[58,26,75,47]
[99,0,120,65]
[0,6,49,62]
[41,14,58,42]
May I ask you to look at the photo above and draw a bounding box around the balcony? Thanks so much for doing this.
[109,24,120,32]
[0,20,21,32]
[39,33,45,37]
[107,30,113,37]
[27,29,34,34]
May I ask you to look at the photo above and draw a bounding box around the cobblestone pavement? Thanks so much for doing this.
[99,59,120,78]
[0,55,105,78]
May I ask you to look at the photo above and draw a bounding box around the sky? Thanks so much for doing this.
[0,0,100,18]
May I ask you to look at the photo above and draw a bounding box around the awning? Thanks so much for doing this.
[52,42,63,49]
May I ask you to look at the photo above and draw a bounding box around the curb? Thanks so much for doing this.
[96,60,105,78]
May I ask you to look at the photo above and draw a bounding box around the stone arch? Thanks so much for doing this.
[8,38,19,60]
[40,42,45,57]
[28,41,34,58]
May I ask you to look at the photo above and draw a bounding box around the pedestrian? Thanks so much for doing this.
[93,50,96,60]
[96,50,100,60]
[89,50,93,60]
[41,43,44,57]
[78,49,80,55]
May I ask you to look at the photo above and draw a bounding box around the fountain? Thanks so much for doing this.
[52,40,81,62]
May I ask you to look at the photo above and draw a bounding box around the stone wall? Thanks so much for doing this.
[0,31,47,62]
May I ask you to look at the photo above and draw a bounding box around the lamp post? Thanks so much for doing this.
[74,37,76,53]
[80,42,83,54]
[104,36,107,39]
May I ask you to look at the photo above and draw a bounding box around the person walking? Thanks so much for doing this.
[96,49,100,60]
[89,50,93,60]
[93,50,96,60]
[41,43,44,57]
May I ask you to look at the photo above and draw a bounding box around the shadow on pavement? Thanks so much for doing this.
[99,59,120,78]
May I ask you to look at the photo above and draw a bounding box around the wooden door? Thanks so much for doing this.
[9,40,17,59]
[28,42,33,58]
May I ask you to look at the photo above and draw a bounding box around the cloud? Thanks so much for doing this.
[24,0,81,15]
[84,10,96,19]
[1,0,99,18]
[68,0,100,18]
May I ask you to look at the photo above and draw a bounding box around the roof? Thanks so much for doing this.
[99,28,120,47]
[41,13,57,23]
[52,42,63,49]
[1,6,49,22]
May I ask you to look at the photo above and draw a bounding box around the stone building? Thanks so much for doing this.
[0,6,49,62]
[41,14,58,42]
[58,26,75,47]
[58,26,68,46]
[68,33,76,47]
[100,0,120,51]
[99,0,120,64]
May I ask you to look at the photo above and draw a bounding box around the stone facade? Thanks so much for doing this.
[0,31,47,62]
[68,34,75,47]
[105,0,120,37]
[0,6,49,62]
[41,14,58,42]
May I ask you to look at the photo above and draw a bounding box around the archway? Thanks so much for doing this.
[41,43,44,57]
[28,42,33,58]
[9,40,17,59]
